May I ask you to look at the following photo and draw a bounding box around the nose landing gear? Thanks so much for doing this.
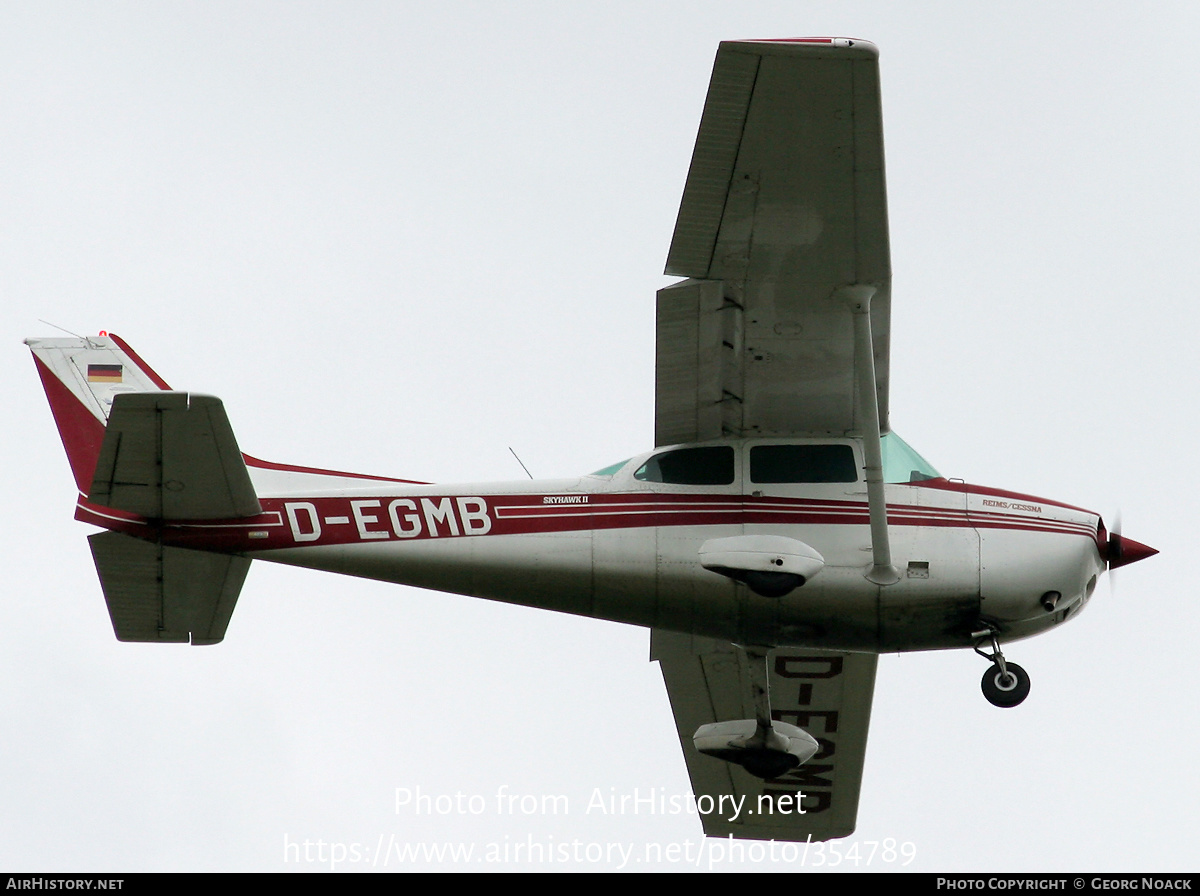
[981,662,1030,707]
[973,628,1031,708]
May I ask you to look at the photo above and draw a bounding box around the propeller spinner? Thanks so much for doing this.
[1101,515,1158,570]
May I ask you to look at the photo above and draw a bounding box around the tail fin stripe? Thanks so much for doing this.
[109,333,172,389]
[32,353,107,494]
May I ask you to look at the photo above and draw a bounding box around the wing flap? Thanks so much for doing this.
[655,279,731,446]
[652,629,877,841]
[90,392,261,520]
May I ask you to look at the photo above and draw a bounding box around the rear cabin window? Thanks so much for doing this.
[634,446,735,486]
[750,444,858,483]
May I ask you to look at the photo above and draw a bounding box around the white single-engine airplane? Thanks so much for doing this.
[28,38,1156,842]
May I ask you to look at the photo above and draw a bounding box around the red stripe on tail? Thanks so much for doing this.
[31,354,106,494]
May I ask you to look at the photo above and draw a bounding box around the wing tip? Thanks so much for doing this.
[722,37,879,58]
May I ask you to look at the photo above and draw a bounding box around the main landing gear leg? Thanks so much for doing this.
[691,646,820,780]
[972,627,1031,708]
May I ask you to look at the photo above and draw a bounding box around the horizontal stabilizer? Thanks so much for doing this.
[89,531,250,645]
[91,391,261,520]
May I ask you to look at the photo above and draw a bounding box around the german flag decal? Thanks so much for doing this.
[87,364,123,383]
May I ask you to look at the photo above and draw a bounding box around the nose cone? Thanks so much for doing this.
[1107,534,1159,570]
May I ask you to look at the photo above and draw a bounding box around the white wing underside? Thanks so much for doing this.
[656,39,890,445]
[652,632,877,841]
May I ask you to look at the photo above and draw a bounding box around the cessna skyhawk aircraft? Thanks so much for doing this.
[27,38,1155,842]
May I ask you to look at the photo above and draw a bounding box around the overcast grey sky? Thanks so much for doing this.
[3,1,1196,871]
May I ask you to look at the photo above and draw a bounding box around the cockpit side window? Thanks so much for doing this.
[750,444,858,483]
[634,446,735,485]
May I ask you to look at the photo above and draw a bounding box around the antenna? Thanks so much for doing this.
[508,447,534,480]
[37,320,86,339]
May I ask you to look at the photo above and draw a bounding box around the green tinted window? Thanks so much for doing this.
[590,459,630,477]
[881,432,941,483]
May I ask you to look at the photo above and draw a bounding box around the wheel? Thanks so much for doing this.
[981,662,1030,708]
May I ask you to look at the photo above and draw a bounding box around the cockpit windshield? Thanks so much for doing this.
[881,432,941,483]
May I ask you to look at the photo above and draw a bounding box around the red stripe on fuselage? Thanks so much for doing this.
[909,478,1094,515]
[79,488,1098,553]
[240,453,428,484]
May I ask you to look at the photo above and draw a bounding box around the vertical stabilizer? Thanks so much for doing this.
[26,335,172,493]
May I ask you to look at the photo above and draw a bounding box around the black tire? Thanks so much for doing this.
[981,662,1030,708]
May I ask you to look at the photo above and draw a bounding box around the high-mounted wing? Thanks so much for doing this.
[652,630,877,841]
[657,39,889,445]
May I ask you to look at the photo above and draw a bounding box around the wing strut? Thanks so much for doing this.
[841,285,900,585]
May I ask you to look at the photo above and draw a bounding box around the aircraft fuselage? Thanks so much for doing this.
[77,437,1105,653]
